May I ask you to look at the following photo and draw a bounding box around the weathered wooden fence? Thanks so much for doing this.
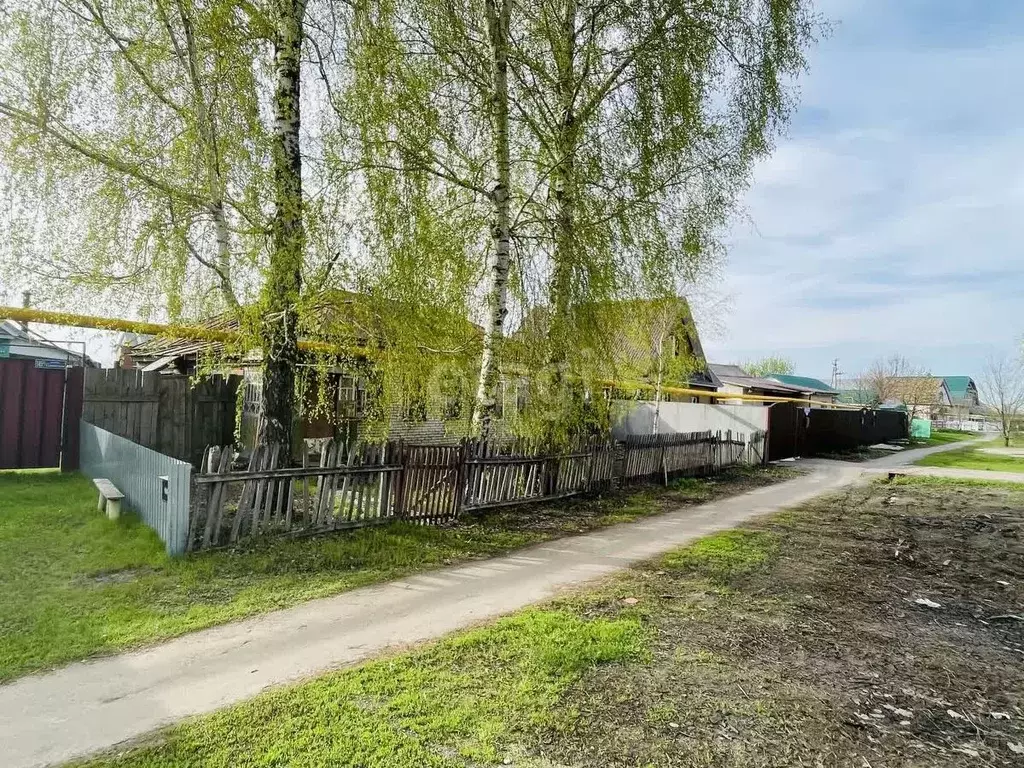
[187,429,767,552]
[83,368,239,467]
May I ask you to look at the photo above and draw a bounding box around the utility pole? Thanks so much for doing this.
[831,358,843,390]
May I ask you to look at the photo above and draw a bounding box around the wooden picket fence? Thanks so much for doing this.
[187,429,766,552]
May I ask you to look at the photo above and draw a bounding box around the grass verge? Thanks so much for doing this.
[0,465,795,682]
[912,429,978,448]
[77,475,1024,767]
[915,446,1024,473]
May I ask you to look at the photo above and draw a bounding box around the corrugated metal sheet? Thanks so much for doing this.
[80,421,192,555]
[0,359,83,469]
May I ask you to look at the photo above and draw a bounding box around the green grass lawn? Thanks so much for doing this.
[978,432,1024,448]
[915,446,1024,473]
[74,476,1024,768]
[0,465,795,682]
[913,428,978,447]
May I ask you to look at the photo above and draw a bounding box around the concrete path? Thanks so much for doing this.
[0,439,979,768]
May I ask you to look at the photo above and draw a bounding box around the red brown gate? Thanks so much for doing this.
[0,359,84,470]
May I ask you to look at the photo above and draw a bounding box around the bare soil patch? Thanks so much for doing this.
[535,477,1024,767]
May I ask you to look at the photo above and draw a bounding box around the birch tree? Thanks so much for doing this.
[343,0,818,435]
[511,0,817,368]
[261,0,306,447]
[0,0,269,316]
[341,0,520,436]
[0,0,316,446]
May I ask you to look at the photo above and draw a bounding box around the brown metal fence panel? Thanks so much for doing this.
[0,359,83,469]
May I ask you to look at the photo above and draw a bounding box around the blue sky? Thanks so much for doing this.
[701,0,1024,385]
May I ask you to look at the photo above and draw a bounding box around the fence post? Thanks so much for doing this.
[454,438,468,518]
[660,437,668,486]
[585,437,596,492]
[618,439,628,487]
[393,439,407,519]
[543,452,557,497]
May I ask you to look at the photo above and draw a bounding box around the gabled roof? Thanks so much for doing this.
[938,376,976,401]
[768,374,837,394]
[512,296,719,390]
[709,364,808,396]
[709,363,748,379]
[889,377,951,406]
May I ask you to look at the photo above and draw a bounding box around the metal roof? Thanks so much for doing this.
[938,375,976,401]
[768,374,838,394]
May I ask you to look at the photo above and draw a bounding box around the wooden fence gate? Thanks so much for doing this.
[0,359,83,470]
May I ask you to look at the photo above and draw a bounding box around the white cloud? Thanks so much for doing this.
[705,2,1024,379]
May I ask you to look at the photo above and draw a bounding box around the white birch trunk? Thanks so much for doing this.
[548,0,578,359]
[652,335,664,435]
[472,0,512,438]
[262,0,305,451]
[178,5,239,311]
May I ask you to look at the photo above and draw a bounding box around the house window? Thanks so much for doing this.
[402,396,428,422]
[243,379,264,415]
[337,376,365,417]
[443,395,462,420]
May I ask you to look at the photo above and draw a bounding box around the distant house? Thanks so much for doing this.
[0,320,96,367]
[766,374,840,404]
[931,375,986,427]
[940,376,979,409]
[710,364,809,404]
[881,376,951,421]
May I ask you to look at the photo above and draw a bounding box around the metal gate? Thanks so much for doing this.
[0,359,84,470]
[767,402,807,462]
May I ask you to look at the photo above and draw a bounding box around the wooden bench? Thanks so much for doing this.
[94,479,125,520]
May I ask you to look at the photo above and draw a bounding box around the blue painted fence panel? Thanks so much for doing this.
[79,421,192,555]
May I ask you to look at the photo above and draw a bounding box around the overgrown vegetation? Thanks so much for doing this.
[78,476,1024,767]
[0,465,794,682]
